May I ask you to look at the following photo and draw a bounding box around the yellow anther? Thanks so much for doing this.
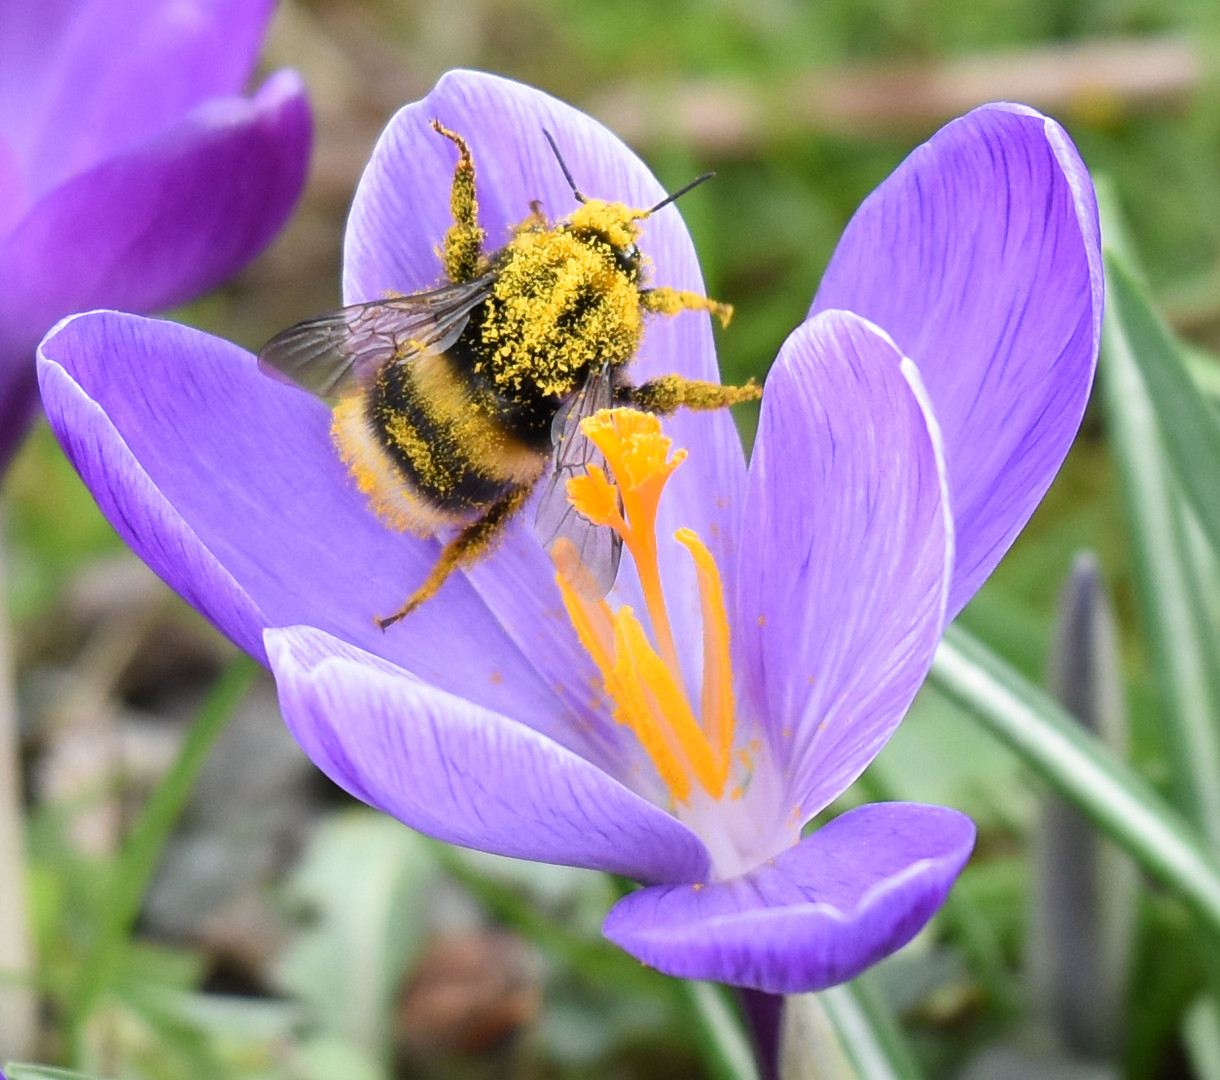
[613,610,725,800]
[675,528,735,788]
[609,611,694,803]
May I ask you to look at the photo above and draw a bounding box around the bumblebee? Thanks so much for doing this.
[260,121,759,628]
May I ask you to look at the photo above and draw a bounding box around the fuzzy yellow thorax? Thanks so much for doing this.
[479,200,646,399]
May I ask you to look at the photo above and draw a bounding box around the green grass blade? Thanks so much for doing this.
[780,993,862,1080]
[817,978,924,1080]
[5,1066,116,1080]
[1100,247,1220,853]
[683,982,761,1080]
[1105,252,1220,556]
[67,654,259,1048]
[930,626,1220,937]
[781,980,920,1080]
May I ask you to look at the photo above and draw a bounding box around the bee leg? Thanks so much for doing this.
[628,374,761,415]
[639,287,734,329]
[377,485,532,630]
[430,120,487,284]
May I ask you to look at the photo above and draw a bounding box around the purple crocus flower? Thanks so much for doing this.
[35,70,1100,994]
[0,0,311,466]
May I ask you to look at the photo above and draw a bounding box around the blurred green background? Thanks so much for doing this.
[7,0,1220,1077]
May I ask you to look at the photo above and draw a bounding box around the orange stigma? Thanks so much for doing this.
[554,409,738,805]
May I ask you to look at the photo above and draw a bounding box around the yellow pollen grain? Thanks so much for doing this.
[381,411,453,495]
[331,396,449,536]
[479,215,644,397]
[569,199,645,250]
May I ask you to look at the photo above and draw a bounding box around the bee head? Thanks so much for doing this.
[540,128,713,285]
[565,199,645,281]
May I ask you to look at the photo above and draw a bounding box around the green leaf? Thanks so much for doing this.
[682,982,760,1080]
[274,810,439,1061]
[1104,252,1220,557]
[1027,554,1135,1055]
[816,978,924,1080]
[68,655,258,1052]
[1100,238,1220,855]
[930,626,1220,938]
[781,979,922,1080]
[780,993,861,1080]
[1099,175,1220,1076]
[1185,995,1220,1080]
[5,1068,115,1080]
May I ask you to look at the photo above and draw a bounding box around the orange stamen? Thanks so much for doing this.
[614,610,725,799]
[567,410,687,679]
[554,408,740,806]
[675,528,736,789]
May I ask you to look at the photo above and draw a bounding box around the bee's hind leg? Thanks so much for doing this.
[377,485,531,630]
[430,120,486,284]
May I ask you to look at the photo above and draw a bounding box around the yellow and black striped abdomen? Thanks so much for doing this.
[331,347,546,537]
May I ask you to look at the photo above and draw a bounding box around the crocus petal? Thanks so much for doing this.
[1,71,310,359]
[267,624,712,886]
[36,310,631,766]
[0,135,21,235]
[603,802,975,993]
[344,69,747,670]
[736,311,953,818]
[810,104,1101,617]
[0,346,38,467]
[0,72,310,464]
[0,0,276,197]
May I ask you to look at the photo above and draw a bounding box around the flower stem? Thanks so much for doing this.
[739,988,782,1080]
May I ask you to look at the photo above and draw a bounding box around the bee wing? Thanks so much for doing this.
[258,275,497,401]
[534,362,623,599]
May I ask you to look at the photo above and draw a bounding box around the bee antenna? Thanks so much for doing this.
[542,128,587,204]
[648,172,715,215]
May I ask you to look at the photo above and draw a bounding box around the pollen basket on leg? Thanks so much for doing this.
[553,408,739,807]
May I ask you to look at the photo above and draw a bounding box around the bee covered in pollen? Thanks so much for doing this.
[259,121,760,628]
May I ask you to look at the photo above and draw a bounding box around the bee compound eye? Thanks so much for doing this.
[616,244,642,275]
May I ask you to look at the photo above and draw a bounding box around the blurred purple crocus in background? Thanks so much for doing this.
[0,0,311,466]
[35,71,1100,995]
